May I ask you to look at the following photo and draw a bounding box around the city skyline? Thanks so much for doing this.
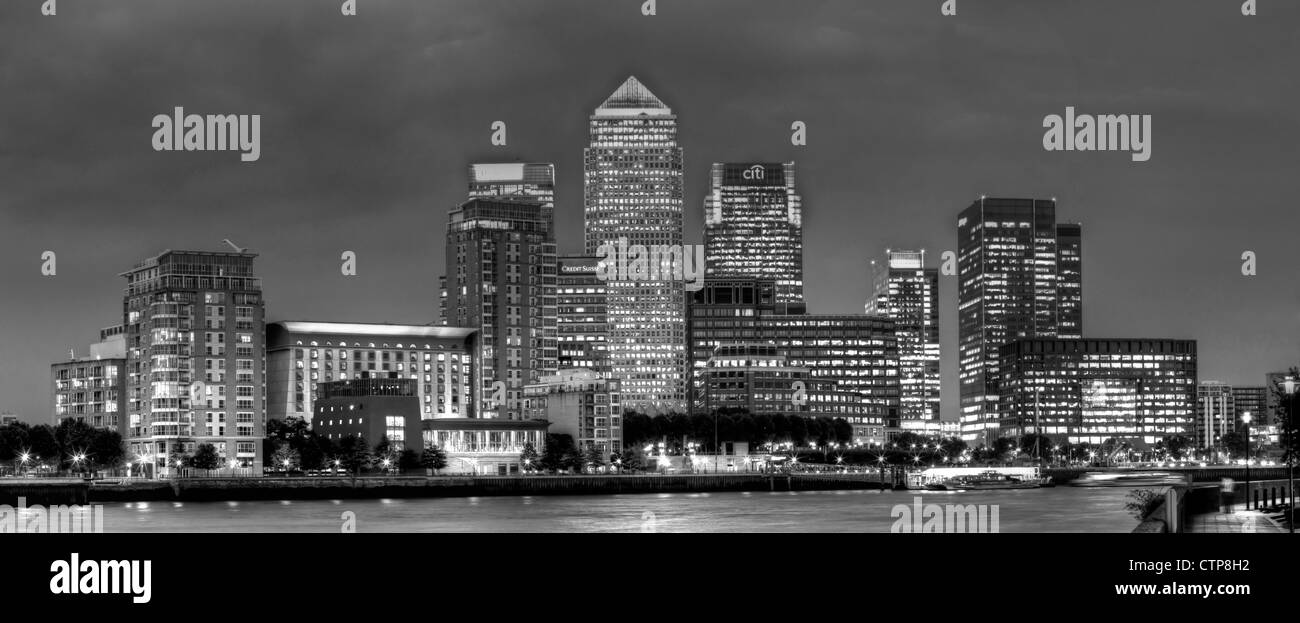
[2,0,1298,425]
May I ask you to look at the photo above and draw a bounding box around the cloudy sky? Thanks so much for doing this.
[1,0,1297,423]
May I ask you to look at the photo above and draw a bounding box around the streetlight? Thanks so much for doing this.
[1284,376,1298,533]
[1242,412,1252,510]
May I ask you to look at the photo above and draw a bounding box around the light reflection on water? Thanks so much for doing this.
[100,487,1142,533]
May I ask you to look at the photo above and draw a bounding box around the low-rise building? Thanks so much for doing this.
[313,376,423,453]
[524,368,622,456]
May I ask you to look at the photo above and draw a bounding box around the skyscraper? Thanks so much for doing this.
[583,76,685,413]
[957,197,1083,443]
[121,250,266,475]
[866,250,939,423]
[443,197,556,420]
[556,255,609,376]
[704,162,805,311]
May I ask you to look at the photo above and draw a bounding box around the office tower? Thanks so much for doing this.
[51,328,128,433]
[524,369,622,456]
[687,278,899,422]
[866,250,939,423]
[704,162,805,311]
[1055,224,1083,339]
[121,250,265,475]
[313,376,423,453]
[443,197,556,420]
[1196,381,1237,450]
[583,76,686,413]
[556,255,609,376]
[996,339,1197,447]
[266,321,478,424]
[1233,385,1267,430]
[697,343,881,444]
[957,197,1083,444]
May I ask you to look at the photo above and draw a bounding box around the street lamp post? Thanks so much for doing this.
[1285,377,1298,533]
[1242,412,1252,510]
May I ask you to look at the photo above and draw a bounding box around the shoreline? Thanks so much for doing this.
[76,473,891,504]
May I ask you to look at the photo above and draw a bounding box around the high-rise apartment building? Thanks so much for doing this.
[443,197,556,420]
[51,328,128,433]
[957,197,1083,443]
[704,162,804,311]
[866,250,939,423]
[584,76,686,413]
[996,339,1197,446]
[121,250,266,475]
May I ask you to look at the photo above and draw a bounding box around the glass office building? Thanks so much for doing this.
[866,250,939,423]
[704,162,804,310]
[996,338,1197,446]
[583,76,685,413]
[957,197,1084,443]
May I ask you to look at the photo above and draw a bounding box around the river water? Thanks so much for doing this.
[100,487,1142,533]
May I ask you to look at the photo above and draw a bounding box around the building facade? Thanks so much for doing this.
[313,376,423,453]
[422,418,549,476]
[583,76,686,413]
[866,250,939,423]
[442,197,557,420]
[696,342,882,444]
[1196,381,1236,451]
[556,255,609,376]
[51,330,127,433]
[523,368,622,456]
[995,338,1197,447]
[121,250,266,475]
[704,162,804,310]
[687,278,899,423]
[957,197,1084,443]
[266,321,478,424]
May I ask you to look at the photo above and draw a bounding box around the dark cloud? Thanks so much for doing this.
[1,0,1297,423]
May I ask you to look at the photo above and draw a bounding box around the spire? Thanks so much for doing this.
[595,76,671,115]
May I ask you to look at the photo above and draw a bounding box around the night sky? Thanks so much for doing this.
[1,0,1297,424]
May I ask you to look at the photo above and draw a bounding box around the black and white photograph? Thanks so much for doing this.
[0,0,1297,608]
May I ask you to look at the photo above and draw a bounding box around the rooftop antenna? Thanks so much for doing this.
[221,239,248,253]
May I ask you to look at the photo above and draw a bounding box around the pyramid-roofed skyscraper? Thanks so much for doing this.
[584,76,685,414]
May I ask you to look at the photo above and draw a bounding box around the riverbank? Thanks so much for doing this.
[73,473,891,503]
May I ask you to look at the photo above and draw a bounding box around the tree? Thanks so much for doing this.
[87,429,125,475]
[832,418,854,445]
[272,445,301,473]
[27,424,59,470]
[1219,431,1247,458]
[421,445,448,475]
[540,434,575,473]
[993,437,1018,462]
[1157,434,1192,460]
[1019,433,1053,460]
[618,448,644,472]
[584,445,606,471]
[190,443,222,470]
[336,435,373,476]
[621,412,655,448]
[518,442,540,472]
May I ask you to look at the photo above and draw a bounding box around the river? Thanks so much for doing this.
[99,486,1142,533]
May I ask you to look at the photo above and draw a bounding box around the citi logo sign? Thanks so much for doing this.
[49,553,152,604]
[742,165,765,180]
